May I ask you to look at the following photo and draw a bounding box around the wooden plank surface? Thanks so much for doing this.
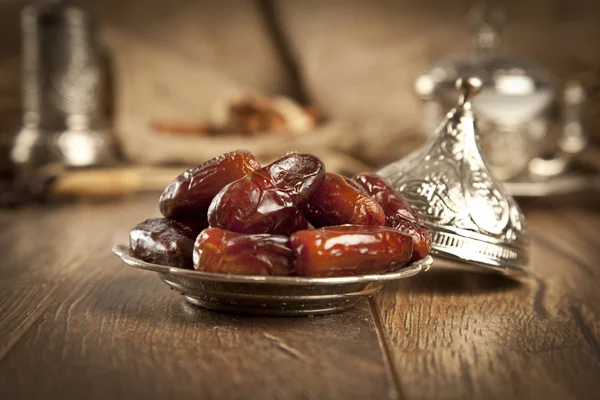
[374,204,600,400]
[0,196,394,400]
[0,195,599,400]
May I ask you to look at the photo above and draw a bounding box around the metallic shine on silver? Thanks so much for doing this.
[379,77,530,277]
[414,1,587,184]
[11,4,115,168]
[112,243,432,317]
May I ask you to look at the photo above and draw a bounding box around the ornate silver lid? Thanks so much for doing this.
[379,77,530,276]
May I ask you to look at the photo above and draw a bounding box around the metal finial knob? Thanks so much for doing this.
[456,76,483,108]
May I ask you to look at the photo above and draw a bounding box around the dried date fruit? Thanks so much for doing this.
[353,173,421,224]
[290,225,413,277]
[206,153,323,235]
[394,220,432,261]
[207,169,308,235]
[129,218,201,268]
[353,173,430,260]
[302,173,385,228]
[265,152,325,203]
[159,150,260,223]
[194,227,293,276]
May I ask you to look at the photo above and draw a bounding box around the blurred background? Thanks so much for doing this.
[0,0,599,202]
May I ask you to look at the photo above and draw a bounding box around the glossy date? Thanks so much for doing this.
[353,173,421,224]
[393,220,431,261]
[129,218,200,268]
[207,153,324,235]
[302,173,386,228]
[265,152,325,203]
[194,227,294,276]
[208,170,308,235]
[159,149,260,223]
[353,173,430,260]
[290,225,413,277]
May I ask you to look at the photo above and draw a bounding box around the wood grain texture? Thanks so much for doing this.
[0,197,162,353]
[375,204,600,400]
[0,195,393,400]
[1,195,599,400]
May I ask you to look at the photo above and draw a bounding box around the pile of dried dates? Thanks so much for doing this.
[129,150,431,277]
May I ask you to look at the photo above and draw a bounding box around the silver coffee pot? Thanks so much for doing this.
[414,0,586,182]
[11,1,116,168]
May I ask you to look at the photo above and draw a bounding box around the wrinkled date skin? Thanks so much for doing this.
[302,173,386,228]
[353,173,431,260]
[129,218,200,268]
[194,227,294,276]
[265,152,325,203]
[159,149,260,223]
[290,225,413,277]
[353,173,421,224]
[394,220,432,261]
[208,170,308,235]
[207,153,324,235]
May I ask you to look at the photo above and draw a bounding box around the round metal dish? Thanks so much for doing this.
[112,243,432,317]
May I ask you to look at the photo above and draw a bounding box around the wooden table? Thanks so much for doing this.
[1,194,599,400]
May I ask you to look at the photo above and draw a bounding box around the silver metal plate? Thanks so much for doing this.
[113,243,432,317]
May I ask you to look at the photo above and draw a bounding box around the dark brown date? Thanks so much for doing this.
[290,225,413,277]
[207,170,308,235]
[194,227,293,276]
[129,218,201,268]
[394,220,432,261]
[159,150,260,224]
[302,173,386,228]
[353,173,430,260]
[353,172,421,224]
[207,154,324,235]
[265,152,325,203]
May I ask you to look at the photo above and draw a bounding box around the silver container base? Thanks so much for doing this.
[113,243,432,317]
